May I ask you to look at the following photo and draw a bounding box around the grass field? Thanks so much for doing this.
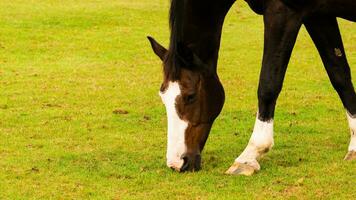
[0,0,355,199]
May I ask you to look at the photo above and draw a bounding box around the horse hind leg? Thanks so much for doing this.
[345,113,356,160]
[305,16,356,160]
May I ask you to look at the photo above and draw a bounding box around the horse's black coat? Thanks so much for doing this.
[148,0,356,172]
[163,0,356,121]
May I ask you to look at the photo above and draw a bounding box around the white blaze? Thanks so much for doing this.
[159,82,188,169]
[235,115,274,170]
[346,112,356,152]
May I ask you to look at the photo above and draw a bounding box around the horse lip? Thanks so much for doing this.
[167,159,184,171]
[179,156,190,172]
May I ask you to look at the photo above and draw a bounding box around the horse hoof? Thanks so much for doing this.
[225,162,257,176]
[344,151,356,161]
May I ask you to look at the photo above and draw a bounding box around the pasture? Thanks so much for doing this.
[0,0,355,199]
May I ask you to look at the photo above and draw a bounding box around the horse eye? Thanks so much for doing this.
[185,93,196,104]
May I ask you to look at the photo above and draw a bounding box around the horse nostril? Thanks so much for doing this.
[180,156,189,172]
[179,154,202,172]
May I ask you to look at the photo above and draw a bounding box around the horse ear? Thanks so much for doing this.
[147,36,167,61]
[177,42,205,69]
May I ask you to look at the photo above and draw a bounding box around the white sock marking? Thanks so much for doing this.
[235,116,274,170]
[346,112,356,152]
[159,82,188,169]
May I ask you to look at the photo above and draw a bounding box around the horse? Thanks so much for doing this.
[147,0,356,175]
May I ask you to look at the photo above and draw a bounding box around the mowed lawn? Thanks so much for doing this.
[0,0,355,199]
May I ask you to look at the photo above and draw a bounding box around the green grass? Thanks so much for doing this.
[0,0,355,199]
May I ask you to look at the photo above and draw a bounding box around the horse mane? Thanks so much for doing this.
[164,0,186,81]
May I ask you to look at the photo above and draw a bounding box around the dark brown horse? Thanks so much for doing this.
[148,0,356,175]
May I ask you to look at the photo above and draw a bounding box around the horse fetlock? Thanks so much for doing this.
[347,112,356,152]
[257,144,273,156]
[349,134,356,152]
[249,139,273,157]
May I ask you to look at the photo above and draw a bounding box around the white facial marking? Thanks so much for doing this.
[346,112,356,152]
[235,115,274,170]
[159,82,188,170]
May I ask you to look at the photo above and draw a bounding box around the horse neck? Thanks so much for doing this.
[180,0,234,72]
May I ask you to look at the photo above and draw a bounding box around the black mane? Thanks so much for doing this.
[164,0,185,81]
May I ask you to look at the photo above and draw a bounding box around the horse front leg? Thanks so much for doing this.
[226,1,303,175]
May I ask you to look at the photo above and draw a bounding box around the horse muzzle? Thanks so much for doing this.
[168,153,201,172]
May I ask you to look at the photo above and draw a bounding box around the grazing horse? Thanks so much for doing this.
[148,0,356,175]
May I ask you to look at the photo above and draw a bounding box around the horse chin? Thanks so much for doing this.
[167,159,185,171]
